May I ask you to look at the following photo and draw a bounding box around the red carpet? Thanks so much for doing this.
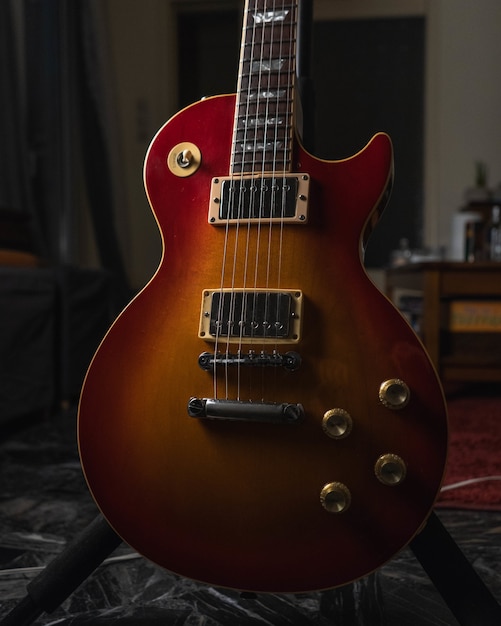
[437,393,501,510]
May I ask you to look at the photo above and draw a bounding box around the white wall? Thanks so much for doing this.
[424,0,501,252]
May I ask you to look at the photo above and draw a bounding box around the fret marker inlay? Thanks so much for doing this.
[251,58,286,73]
[246,89,287,100]
[253,10,290,24]
[231,1,298,173]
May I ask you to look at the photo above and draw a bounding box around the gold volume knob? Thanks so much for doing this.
[320,482,351,513]
[375,453,407,486]
[379,379,410,410]
[322,408,353,439]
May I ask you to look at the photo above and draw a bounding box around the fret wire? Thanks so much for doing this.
[239,75,294,86]
[237,103,293,112]
[243,21,297,31]
[236,120,292,127]
[231,0,256,174]
[236,121,291,133]
[246,1,296,13]
[234,151,291,159]
[237,94,293,102]
[243,38,295,47]
[231,0,298,175]
[273,1,295,175]
[236,117,292,126]
[240,70,295,80]
[243,25,296,35]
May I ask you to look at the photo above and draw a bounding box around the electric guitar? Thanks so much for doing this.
[78,0,448,593]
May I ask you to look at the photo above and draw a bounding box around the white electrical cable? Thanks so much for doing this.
[440,475,501,492]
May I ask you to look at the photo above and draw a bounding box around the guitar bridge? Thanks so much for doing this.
[198,350,302,371]
[198,289,302,344]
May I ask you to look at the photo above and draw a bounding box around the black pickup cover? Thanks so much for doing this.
[209,291,291,338]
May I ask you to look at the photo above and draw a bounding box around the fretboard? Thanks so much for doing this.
[231,0,299,174]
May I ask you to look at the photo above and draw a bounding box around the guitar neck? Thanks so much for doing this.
[231,0,299,174]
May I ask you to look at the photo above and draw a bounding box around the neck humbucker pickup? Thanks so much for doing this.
[209,174,309,224]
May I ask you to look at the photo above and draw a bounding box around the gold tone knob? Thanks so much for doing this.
[322,408,353,439]
[167,142,202,177]
[379,379,410,410]
[320,482,351,513]
[375,453,407,486]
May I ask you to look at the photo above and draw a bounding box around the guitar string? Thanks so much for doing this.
[229,0,272,401]
[245,0,275,400]
[220,0,262,401]
[269,0,292,357]
[235,0,264,400]
[277,0,297,349]
[214,0,251,400]
[259,0,295,391]
[259,0,280,395]
[240,0,295,400]
[229,0,257,400]
[235,0,264,401]
[214,0,296,401]
[229,0,276,401]
[248,0,272,401]
[276,0,295,383]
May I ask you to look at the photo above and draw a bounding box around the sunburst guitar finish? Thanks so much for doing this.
[78,0,447,594]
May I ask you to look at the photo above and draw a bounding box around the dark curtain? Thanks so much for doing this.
[1,0,131,307]
[73,1,131,307]
[311,17,425,267]
[0,0,132,414]
[0,0,46,256]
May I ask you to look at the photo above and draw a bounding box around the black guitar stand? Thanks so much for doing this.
[0,515,121,626]
[409,512,501,625]
[3,0,499,622]
[1,510,500,626]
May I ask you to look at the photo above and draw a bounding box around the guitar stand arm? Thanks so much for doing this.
[2,511,501,626]
[1,515,122,626]
[410,511,501,626]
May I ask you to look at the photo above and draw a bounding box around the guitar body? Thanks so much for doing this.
[78,93,447,592]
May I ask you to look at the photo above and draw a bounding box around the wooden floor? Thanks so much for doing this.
[0,408,500,626]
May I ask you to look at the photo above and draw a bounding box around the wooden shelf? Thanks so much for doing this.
[386,262,501,383]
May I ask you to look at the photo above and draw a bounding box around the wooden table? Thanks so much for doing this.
[385,262,501,383]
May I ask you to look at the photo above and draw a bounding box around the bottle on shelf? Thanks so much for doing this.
[390,238,412,267]
[488,205,501,261]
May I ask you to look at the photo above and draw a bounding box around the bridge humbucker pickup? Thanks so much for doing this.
[208,173,309,224]
[198,289,302,344]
